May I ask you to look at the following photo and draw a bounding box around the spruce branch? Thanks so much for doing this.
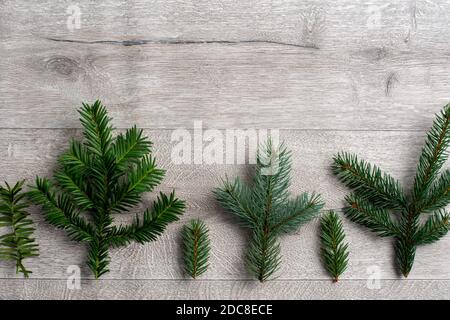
[332,152,407,210]
[271,193,323,234]
[182,219,210,279]
[414,106,450,200]
[214,178,257,229]
[247,226,281,282]
[415,210,450,245]
[320,211,349,282]
[28,101,185,278]
[113,125,152,170]
[107,191,185,246]
[333,104,450,277]
[215,139,324,282]
[0,181,39,278]
[420,169,450,213]
[29,177,94,242]
[344,193,399,237]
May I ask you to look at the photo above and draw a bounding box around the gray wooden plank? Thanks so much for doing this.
[1,279,449,300]
[3,0,450,51]
[0,129,448,280]
[1,38,450,129]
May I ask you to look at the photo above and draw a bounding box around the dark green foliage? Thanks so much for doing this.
[320,211,349,282]
[214,139,324,282]
[333,104,450,277]
[182,219,210,278]
[28,101,185,278]
[0,181,39,278]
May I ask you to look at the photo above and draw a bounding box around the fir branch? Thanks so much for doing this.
[333,104,450,277]
[54,170,94,210]
[87,237,110,279]
[419,169,450,213]
[214,178,258,228]
[271,193,324,233]
[215,139,323,281]
[333,152,407,210]
[320,211,349,282]
[344,193,399,237]
[113,125,152,170]
[182,219,211,279]
[108,182,141,213]
[109,155,165,213]
[29,101,185,278]
[395,232,417,278]
[415,210,450,245]
[127,155,165,194]
[413,105,450,201]
[0,181,39,278]
[79,100,113,157]
[107,191,185,246]
[28,177,94,242]
[59,139,93,177]
[247,226,281,282]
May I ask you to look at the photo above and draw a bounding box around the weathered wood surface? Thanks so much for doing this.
[1,279,449,300]
[1,0,450,299]
[2,1,450,129]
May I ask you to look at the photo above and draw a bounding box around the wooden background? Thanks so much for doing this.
[1,0,450,299]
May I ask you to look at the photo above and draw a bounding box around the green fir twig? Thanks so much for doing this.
[320,211,349,282]
[182,219,210,278]
[0,181,39,278]
[214,139,324,282]
[332,104,450,277]
[28,101,185,278]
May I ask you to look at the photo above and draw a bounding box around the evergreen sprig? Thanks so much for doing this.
[0,181,39,278]
[320,211,349,282]
[214,139,324,282]
[182,219,210,278]
[28,101,185,278]
[333,104,450,277]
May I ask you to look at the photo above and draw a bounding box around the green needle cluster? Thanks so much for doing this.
[320,210,349,282]
[28,101,185,278]
[215,139,324,282]
[333,104,450,277]
[0,181,39,278]
[182,219,211,278]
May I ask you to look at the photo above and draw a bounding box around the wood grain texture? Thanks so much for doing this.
[1,0,450,129]
[1,279,449,300]
[3,0,450,49]
[1,0,450,299]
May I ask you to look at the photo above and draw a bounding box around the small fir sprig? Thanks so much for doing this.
[182,219,210,278]
[214,139,324,282]
[0,181,39,278]
[332,104,450,277]
[320,210,349,282]
[28,101,185,278]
